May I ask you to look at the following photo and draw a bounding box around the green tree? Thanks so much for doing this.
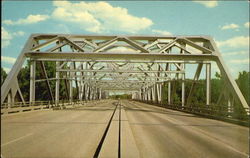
[1,67,7,86]
[236,71,249,105]
[17,61,68,102]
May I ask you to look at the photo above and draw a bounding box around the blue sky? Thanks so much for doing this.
[1,0,249,78]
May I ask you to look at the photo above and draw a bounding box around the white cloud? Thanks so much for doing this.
[244,22,250,28]
[229,59,249,64]
[193,1,218,8]
[1,56,16,64]
[2,67,11,73]
[220,23,239,30]
[216,36,249,48]
[2,27,12,48]
[1,27,25,48]
[152,29,172,36]
[51,1,153,33]
[13,31,25,36]
[221,51,247,56]
[3,14,49,25]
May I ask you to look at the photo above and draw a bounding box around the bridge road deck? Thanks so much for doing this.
[1,100,249,158]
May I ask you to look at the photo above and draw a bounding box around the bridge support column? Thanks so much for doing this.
[181,69,185,107]
[227,95,234,118]
[89,87,93,100]
[152,85,156,103]
[156,83,162,104]
[69,62,74,103]
[181,42,186,107]
[93,87,97,100]
[168,81,171,105]
[55,61,60,106]
[29,60,36,105]
[86,85,90,101]
[144,87,147,102]
[7,92,13,108]
[99,88,102,99]
[88,86,90,100]
[148,86,151,102]
[206,63,211,105]
[139,89,141,101]
[79,81,83,101]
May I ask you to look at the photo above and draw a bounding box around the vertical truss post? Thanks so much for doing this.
[159,83,162,104]
[55,61,60,106]
[181,42,186,107]
[87,85,90,101]
[154,84,157,103]
[148,85,151,102]
[227,95,233,118]
[143,86,147,101]
[156,84,159,103]
[29,60,36,105]
[95,87,98,100]
[206,63,211,105]
[99,88,102,99]
[93,87,96,100]
[79,80,83,101]
[69,62,74,103]
[139,89,141,101]
[168,81,171,105]
[152,84,156,103]
[84,84,88,101]
[142,88,144,101]
[92,87,95,100]
[167,63,171,105]
[89,86,93,100]
[7,92,13,108]
[181,77,185,107]
[157,83,162,104]
[87,85,91,100]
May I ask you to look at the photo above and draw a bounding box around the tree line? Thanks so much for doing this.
[1,63,249,108]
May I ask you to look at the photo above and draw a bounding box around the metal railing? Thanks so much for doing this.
[1,99,107,115]
[135,100,249,126]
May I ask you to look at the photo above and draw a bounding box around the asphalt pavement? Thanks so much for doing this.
[1,99,249,158]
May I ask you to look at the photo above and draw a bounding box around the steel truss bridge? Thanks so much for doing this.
[1,34,249,158]
[1,34,249,112]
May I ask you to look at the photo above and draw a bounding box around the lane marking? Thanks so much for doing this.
[93,103,118,158]
[1,133,33,147]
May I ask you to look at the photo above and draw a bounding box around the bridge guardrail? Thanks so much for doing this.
[1,101,49,114]
[135,100,249,126]
[1,99,108,115]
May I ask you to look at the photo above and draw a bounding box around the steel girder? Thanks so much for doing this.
[1,34,248,113]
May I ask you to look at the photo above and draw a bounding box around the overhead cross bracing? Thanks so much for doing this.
[1,34,249,114]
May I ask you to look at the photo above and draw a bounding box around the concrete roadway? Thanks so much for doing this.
[1,100,249,158]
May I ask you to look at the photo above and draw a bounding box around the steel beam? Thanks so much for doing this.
[25,52,217,61]
[206,63,211,105]
[55,62,60,106]
[29,60,36,104]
